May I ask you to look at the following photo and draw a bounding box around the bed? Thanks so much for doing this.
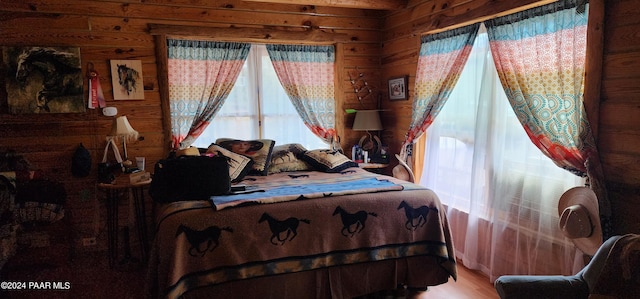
[146,146,457,299]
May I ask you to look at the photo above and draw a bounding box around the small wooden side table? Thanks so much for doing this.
[359,162,389,174]
[97,175,151,269]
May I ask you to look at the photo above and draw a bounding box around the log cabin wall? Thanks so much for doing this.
[0,0,384,252]
[380,0,640,236]
[599,0,640,235]
[0,0,638,254]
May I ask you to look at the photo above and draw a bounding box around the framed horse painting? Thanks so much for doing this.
[2,46,85,114]
[110,60,144,100]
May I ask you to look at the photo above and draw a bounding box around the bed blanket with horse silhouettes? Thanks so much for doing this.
[149,167,457,299]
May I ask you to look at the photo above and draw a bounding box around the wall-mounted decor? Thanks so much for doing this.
[110,60,144,100]
[2,46,84,114]
[388,76,408,101]
[348,67,373,105]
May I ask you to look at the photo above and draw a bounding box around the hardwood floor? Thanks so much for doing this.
[1,248,498,299]
[355,262,499,299]
[420,264,499,299]
[1,250,146,299]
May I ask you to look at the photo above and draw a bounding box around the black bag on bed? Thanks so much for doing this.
[149,155,231,203]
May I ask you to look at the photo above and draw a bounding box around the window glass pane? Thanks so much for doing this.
[192,44,327,150]
[256,46,327,150]
[191,49,258,146]
[421,28,583,215]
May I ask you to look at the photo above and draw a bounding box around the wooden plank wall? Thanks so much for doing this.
[599,0,640,234]
[381,0,640,235]
[0,0,384,252]
[1,0,638,253]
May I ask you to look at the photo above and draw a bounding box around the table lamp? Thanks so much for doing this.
[352,110,383,154]
[108,115,139,162]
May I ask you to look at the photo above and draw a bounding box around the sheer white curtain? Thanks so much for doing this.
[420,25,586,281]
[192,44,327,150]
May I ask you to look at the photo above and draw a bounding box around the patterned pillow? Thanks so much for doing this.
[206,144,254,182]
[301,149,358,173]
[216,138,275,176]
[268,143,312,174]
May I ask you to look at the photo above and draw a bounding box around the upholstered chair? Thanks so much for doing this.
[494,234,640,299]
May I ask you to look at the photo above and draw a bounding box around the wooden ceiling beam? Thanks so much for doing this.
[242,0,406,10]
[148,24,352,44]
[412,0,557,35]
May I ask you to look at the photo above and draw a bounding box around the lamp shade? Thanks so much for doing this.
[109,115,139,142]
[352,110,383,131]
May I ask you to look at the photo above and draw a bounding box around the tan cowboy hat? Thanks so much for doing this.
[176,146,200,157]
[558,186,602,256]
[392,154,415,183]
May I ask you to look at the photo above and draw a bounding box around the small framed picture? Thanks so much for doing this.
[110,60,144,100]
[388,76,408,101]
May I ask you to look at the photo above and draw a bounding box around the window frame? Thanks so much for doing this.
[152,29,344,157]
[190,44,329,150]
[411,0,604,178]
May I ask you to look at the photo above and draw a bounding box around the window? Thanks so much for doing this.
[421,25,584,217]
[191,44,328,150]
[420,24,585,280]
[416,0,592,278]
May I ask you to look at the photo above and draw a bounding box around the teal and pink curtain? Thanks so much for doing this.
[266,44,339,150]
[167,39,250,149]
[484,0,611,238]
[401,24,480,158]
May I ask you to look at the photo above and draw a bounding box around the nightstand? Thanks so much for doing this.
[97,175,151,269]
[359,162,389,174]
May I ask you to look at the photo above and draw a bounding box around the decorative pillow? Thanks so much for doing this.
[268,143,312,174]
[301,149,358,173]
[206,144,254,182]
[216,138,275,176]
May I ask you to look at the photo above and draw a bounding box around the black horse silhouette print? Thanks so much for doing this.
[270,144,301,164]
[259,212,310,245]
[333,206,377,237]
[175,224,233,257]
[397,201,432,230]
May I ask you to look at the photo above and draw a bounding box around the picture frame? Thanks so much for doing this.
[2,46,85,114]
[388,76,408,101]
[110,59,144,100]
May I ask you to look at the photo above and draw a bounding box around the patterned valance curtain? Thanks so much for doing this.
[167,39,250,149]
[484,0,611,237]
[265,44,340,150]
[400,24,480,158]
